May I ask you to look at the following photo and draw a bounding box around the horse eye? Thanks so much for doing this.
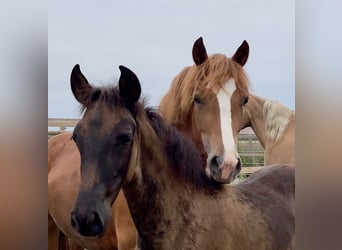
[242,96,249,106]
[194,96,202,104]
[116,134,132,145]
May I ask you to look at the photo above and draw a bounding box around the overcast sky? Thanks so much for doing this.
[48,0,294,119]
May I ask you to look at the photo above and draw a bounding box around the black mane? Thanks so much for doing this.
[145,108,222,193]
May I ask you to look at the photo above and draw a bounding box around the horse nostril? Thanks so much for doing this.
[70,212,79,230]
[210,156,222,174]
[91,211,102,228]
[236,158,242,171]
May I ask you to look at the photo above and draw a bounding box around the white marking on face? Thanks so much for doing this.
[216,78,239,162]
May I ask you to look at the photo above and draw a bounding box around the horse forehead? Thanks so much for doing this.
[83,104,130,132]
[202,77,237,96]
[209,78,237,113]
[216,78,237,96]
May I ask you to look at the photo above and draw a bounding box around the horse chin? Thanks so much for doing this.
[210,174,233,184]
[209,167,238,184]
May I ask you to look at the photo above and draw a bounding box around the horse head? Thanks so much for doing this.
[70,65,141,237]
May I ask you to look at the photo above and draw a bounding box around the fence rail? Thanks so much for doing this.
[48,118,79,131]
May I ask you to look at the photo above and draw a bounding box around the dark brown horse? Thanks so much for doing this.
[70,64,295,250]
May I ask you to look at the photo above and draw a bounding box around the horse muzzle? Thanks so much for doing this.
[209,156,241,184]
[70,191,112,237]
[71,210,105,237]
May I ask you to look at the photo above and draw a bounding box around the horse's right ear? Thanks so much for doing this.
[192,37,208,65]
[70,64,94,106]
[118,65,141,106]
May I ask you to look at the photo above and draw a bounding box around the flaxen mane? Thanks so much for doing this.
[160,54,250,124]
[263,100,295,142]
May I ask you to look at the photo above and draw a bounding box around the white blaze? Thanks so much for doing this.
[216,78,239,166]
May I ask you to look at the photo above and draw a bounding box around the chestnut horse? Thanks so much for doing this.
[70,64,295,250]
[159,37,295,186]
[159,37,250,183]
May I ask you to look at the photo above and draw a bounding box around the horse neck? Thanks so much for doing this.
[243,94,269,148]
[122,119,186,245]
[122,114,222,247]
[264,113,295,165]
[121,120,288,248]
[244,94,295,164]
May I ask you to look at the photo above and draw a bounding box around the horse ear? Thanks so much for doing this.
[118,65,141,106]
[232,40,249,66]
[70,64,94,106]
[192,37,208,65]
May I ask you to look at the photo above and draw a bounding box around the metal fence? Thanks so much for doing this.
[237,133,264,167]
